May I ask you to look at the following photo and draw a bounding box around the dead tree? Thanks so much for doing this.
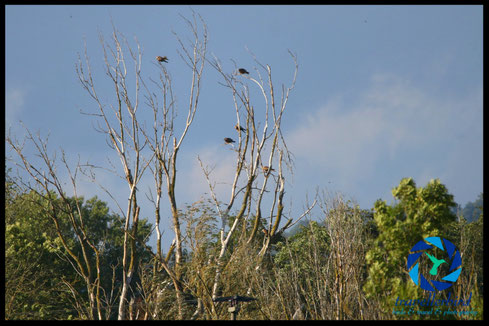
[75,14,207,319]
[196,49,316,318]
[75,24,151,319]
[319,193,368,319]
[140,13,208,319]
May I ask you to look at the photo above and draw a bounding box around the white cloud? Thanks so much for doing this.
[286,73,482,205]
[180,145,240,205]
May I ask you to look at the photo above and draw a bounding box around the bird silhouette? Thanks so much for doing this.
[262,166,275,174]
[238,68,249,75]
[235,124,246,132]
[425,252,447,276]
[156,56,168,63]
[224,137,236,144]
[213,295,256,303]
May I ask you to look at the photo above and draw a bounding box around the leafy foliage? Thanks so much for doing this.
[461,193,483,223]
[363,178,483,319]
[6,170,483,319]
[5,170,153,320]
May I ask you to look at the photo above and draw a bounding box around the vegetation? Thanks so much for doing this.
[5,167,483,320]
[5,13,483,320]
[460,193,483,223]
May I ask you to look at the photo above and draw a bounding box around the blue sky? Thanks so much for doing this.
[6,5,483,248]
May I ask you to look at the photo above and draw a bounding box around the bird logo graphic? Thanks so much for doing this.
[406,237,462,291]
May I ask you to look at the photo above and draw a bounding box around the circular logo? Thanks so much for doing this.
[407,237,462,291]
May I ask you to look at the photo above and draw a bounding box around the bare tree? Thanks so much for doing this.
[76,24,152,319]
[319,193,370,319]
[139,13,207,319]
[7,13,208,320]
[8,12,334,320]
[191,47,317,319]
[75,13,208,319]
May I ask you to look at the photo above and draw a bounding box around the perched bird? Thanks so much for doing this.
[213,295,257,303]
[262,229,269,237]
[224,137,236,144]
[238,68,249,75]
[262,166,275,174]
[156,56,168,63]
[235,124,246,132]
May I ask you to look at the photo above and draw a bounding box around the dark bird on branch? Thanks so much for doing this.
[235,124,246,132]
[156,56,168,62]
[213,295,257,303]
[238,68,249,75]
[224,137,236,144]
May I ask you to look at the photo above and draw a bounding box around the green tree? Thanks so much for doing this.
[5,170,153,320]
[275,220,329,274]
[443,207,484,319]
[268,220,330,319]
[459,211,483,319]
[364,178,457,318]
[461,193,483,223]
[5,179,76,319]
